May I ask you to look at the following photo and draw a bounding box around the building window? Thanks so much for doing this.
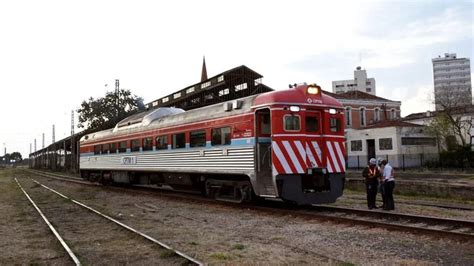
[155,135,168,150]
[401,137,436,146]
[173,92,181,99]
[284,115,300,131]
[306,115,319,132]
[390,109,396,119]
[366,88,371,92]
[217,75,224,82]
[172,133,186,149]
[162,97,169,103]
[211,127,231,146]
[186,87,195,94]
[379,138,393,150]
[360,107,366,127]
[190,130,206,147]
[374,108,380,122]
[201,81,211,89]
[118,141,127,153]
[235,83,248,91]
[330,117,341,133]
[143,137,153,151]
[345,107,352,127]
[219,88,229,96]
[131,139,141,152]
[351,140,362,151]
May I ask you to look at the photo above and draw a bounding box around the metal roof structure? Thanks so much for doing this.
[145,65,274,111]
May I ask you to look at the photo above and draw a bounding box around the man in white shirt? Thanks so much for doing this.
[381,160,395,210]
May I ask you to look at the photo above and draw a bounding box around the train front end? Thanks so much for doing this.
[253,84,346,205]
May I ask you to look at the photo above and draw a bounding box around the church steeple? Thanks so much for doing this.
[201,56,208,82]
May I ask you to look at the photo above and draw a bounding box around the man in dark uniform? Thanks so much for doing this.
[362,158,381,209]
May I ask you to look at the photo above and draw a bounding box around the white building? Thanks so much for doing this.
[332,66,376,95]
[346,120,439,168]
[432,53,472,111]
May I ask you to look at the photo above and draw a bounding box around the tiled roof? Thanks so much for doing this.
[363,120,423,129]
[402,104,474,121]
[323,90,399,102]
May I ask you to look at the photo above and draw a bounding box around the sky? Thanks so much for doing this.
[0,0,472,158]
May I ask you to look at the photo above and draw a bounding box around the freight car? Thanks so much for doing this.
[79,83,346,205]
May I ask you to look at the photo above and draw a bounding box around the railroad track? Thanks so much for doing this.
[27,169,474,242]
[342,194,474,211]
[14,176,203,265]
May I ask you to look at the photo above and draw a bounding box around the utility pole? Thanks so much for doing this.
[34,139,37,152]
[71,110,75,172]
[115,79,120,117]
[30,143,32,154]
[42,133,45,149]
[52,124,55,143]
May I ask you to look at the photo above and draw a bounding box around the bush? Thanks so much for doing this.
[438,146,474,168]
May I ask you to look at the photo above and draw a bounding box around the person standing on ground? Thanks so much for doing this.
[381,159,395,210]
[362,158,381,209]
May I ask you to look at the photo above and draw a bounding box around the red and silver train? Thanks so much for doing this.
[79,84,346,205]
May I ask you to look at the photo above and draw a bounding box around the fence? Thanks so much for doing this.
[347,153,440,170]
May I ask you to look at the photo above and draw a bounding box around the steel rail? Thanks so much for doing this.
[14,178,82,266]
[28,169,474,241]
[30,178,204,266]
[342,194,474,211]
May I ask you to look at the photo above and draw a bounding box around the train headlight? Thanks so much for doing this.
[307,85,320,95]
[329,108,337,114]
[289,106,300,112]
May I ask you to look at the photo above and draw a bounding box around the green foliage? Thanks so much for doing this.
[0,152,22,163]
[77,89,144,130]
[232,243,245,250]
[438,146,474,168]
[210,252,231,260]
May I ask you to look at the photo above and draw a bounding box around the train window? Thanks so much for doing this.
[212,127,231,146]
[330,118,341,133]
[173,133,185,149]
[110,143,117,153]
[118,141,127,153]
[260,114,271,135]
[190,130,206,147]
[131,139,141,152]
[143,137,153,151]
[102,143,110,154]
[156,135,168,150]
[306,116,319,132]
[284,115,300,131]
[94,145,101,155]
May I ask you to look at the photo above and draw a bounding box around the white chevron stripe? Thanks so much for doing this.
[306,142,317,167]
[334,141,346,172]
[326,141,341,173]
[283,141,303,173]
[312,141,322,162]
[294,141,307,168]
[272,141,292,174]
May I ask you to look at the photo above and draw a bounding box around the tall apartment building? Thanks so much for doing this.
[332,66,376,95]
[432,53,472,110]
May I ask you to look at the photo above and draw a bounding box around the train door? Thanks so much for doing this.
[255,108,276,196]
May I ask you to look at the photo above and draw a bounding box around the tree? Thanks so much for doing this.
[427,87,473,149]
[77,89,144,130]
[0,152,22,164]
[9,152,22,162]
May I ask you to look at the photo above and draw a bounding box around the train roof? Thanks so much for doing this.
[81,84,343,144]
